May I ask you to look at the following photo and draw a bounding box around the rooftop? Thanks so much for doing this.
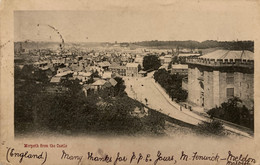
[172,64,188,69]
[186,50,254,69]
[178,53,201,57]
[109,78,118,86]
[126,63,139,67]
[199,50,253,60]
[50,76,61,83]
[91,79,106,86]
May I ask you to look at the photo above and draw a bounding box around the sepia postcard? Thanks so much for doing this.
[0,0,260,164]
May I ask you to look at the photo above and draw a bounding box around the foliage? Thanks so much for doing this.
[197,120,224,135]
[207,97,254,129]
[113,77,127,96]
[143,55,161,71]
[153,69,187,102]
[143,110,165,134]
[15,67,165,136]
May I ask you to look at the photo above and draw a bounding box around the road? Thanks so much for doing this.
[124,72,253,138]
[124,72,202,126]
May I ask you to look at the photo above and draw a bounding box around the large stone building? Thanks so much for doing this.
[185,50,254,110]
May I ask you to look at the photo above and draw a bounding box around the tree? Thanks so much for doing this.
[207,97,253,129]
[197,120,224,135]
[154,69,187,102]
[114,77,126,96]
[143,55,161,71]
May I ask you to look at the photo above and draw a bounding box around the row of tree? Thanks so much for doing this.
[153,69,188,102]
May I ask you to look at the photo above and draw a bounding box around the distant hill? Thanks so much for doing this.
[14,40,254,52]
[14,41,106,51]
[132,40,254,52]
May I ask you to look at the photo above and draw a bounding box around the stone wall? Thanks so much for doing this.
[187,66,254,110]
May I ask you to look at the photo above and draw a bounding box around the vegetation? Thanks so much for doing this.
[197,120,224,136]
[207,97,254,130]
[15,66,165,136]
[153,69,187,102]
[143,55,161,71]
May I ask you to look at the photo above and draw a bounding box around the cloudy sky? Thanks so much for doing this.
[14,1,259,43]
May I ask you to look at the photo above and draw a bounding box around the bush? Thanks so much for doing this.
[197,120,224,135]
[207,97,254,129]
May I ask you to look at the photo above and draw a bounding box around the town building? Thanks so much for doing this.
[109,63,126,76]
[97,61,111,70]
[126,63,140,77]
[138,70,147,77]
[185,50,254,110]
[164,55,172,65]
[171,64,188,75]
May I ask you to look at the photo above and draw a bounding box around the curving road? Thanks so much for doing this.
[124,71,253,138]
[124,72,202,126]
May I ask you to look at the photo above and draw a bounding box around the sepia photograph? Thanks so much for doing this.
[14,10,254,139]
[1,1,260,164]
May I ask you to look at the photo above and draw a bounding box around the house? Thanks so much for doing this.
[82,72,92,82]
[178,53,201,58]
[164,55,172,65]
[57,67,72,75]
[91,79,107,91]
[109,62,126,76]
[50,76,62,83]
[102,72,112,80]
[82,84,91,96]
[171,64,188,75]
[134,56,144,67]
[159,56,165,65]
[138,70,147,77]
[33,61,49,70]
[186,50,254,110]
[98,61,111,70]
[109,78,118,87]
[126,63,140,77]
[178,53,201,63]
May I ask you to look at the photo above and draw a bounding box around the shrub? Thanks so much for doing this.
[197,120,224,135]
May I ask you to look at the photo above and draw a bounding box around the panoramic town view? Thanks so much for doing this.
[14,11,254,138]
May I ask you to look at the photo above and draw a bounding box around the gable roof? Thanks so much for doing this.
[102,72,112,79]
[91,79,106,86]
[98,61,111,67]
[58,67,71,72]
[109,78,118,86]
[50,76,61,83]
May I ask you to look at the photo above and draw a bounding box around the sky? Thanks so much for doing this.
[14,1,259,43]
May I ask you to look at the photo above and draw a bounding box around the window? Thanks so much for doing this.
[227,88,234,98]
[226,73,234,84]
